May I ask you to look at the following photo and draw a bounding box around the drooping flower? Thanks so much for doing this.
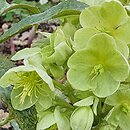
[42,23,76,66]
[67,33,129,97]
[105,88,130,129]
[74,0,130,58]
[0,65,54,110]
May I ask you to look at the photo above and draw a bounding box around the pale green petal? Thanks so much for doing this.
[105,89,130,106]
[80,6,103,28]
[70,107,94,130]
[100,1,128,28]
[74,96,94,106]
[54,29,66,46]
[114,20,130,44]
[11,87,38,111]
[104,50,129,81]
[24,53,42,67]
[54,107,71,130]
[115,38,129,58]
[68,49,98,69]
[47,41,72,65]
[86,33,117,57]
[92,97,99,115]
[68,33,129,95]
[119,112,130,130]
[105,106,122,129]
[67,67,97,91]
[34,66,55,91]
[93,71,120,97]
[74,27,99,51]
[62,22,77,40]
[37,94,52,111]
[0,66,34,88]
[87,33,129,81]
[49,64,64,79]
[11,47,41,61]
[37,111,56,130]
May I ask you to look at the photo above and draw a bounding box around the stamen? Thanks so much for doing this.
[90,64,104,80]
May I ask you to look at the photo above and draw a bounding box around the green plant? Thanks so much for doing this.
[1,0,130,130]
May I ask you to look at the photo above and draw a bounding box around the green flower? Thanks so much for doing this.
[67,33,129,97]
[74,0,130,58]
[0,65,54,110]
[43,23,75,66]
[105,89,130,129]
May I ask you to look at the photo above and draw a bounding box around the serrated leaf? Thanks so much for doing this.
[1,3,40,15]
[0,0,87,43]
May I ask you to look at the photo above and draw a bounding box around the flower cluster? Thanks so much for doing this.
[1,0,130,130]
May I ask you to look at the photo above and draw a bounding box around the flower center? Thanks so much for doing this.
[122,103,130,114]
[14,72,43,104]
[90,64,104,80]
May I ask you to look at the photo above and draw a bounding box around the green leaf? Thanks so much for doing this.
[70,107,94,130]
[54,10,81,25]
[37,111,56,130]
[0,0,10,14]
[1,3,40,15]
[0,0,87,43]
[54,107,71,130]
[74,96,94,106]
[0,55,15,78]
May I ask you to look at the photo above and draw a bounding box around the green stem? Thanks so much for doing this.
[121,81,130,84]
[53,80,78,103]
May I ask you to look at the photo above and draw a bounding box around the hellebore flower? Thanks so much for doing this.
[67,33,129,97]
[74,0,130,58]
[105,88,130,129]
[43,23,76,66]
[0,65,54,111]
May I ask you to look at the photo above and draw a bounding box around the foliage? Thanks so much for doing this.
[1,0,130,130]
